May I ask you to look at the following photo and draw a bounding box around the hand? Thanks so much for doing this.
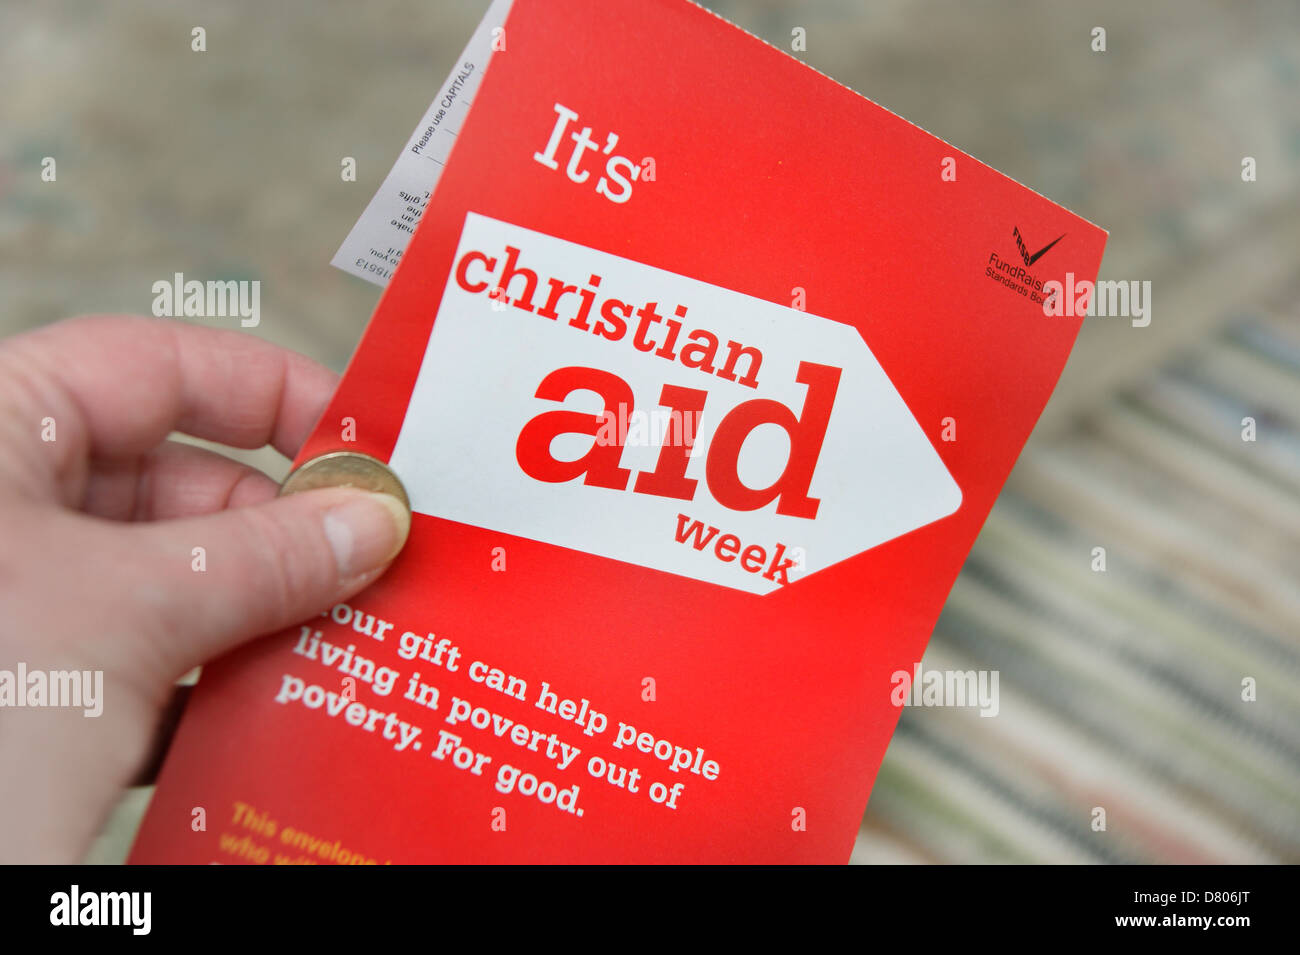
[0,315,410,862]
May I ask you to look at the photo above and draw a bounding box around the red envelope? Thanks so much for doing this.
[131,0,1105,864]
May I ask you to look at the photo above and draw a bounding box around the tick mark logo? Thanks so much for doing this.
[1013,226,1065,267]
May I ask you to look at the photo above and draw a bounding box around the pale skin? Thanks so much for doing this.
[0,315,410,862]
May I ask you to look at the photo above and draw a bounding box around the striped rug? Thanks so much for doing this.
[855,310,1300,863]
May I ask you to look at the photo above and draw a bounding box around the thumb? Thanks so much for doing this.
[121,486,411,675]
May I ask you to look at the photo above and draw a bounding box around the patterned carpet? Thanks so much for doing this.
[857,309,1300,863]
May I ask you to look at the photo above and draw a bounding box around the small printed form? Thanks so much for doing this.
[132,0,1106,863]
[331,0,514,285]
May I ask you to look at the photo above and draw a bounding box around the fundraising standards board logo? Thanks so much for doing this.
[389,212,962,594]
[1013,226,1065,267]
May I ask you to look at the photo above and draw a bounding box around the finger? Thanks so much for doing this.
[108,486,411,677]
[1,315,337,497]
[81,440,280,521]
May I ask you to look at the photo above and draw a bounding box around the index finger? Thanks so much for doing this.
[2,315,339,465]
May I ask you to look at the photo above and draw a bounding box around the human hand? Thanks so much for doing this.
[0,315,410,862]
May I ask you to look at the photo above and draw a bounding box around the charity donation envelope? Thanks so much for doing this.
[131,0,1106,863]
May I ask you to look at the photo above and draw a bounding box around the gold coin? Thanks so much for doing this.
[279,451,411,512]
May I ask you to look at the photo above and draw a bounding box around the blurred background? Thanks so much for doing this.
[1,0,1297,863]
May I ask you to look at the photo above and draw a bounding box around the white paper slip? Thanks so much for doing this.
[331,0,515,286]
